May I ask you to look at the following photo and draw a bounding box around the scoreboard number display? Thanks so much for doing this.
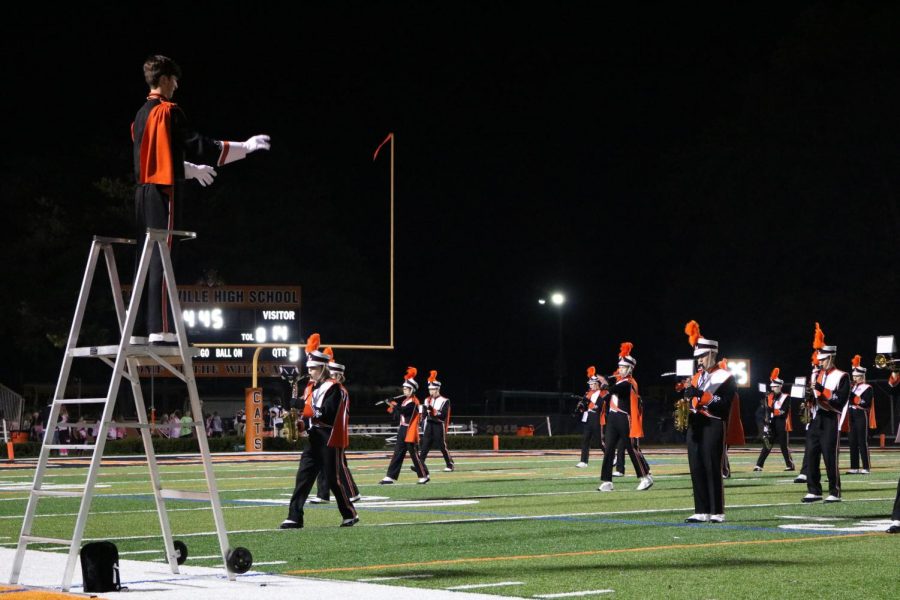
[139,285,302,378]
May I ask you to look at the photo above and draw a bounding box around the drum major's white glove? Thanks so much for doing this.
[184,162,217,187]
[219,134,271,165]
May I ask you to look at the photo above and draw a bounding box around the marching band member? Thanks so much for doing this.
[846,355,875,475]
[598,343,653,492]
[754,368,795,472]
[419,370,456,472]
[281,334,358,528]
[576,366,607,468]
[794,350,819,484]
[802,323,849,504]
[680,321,743,523]
[312,350,361,503]
[380,367,429,484]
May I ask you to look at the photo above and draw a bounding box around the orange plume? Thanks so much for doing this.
[428,370,438,383]
[587,366,596,378]
[718,358,728,370]
[305,333,321,353]
[852,354,861,369]
[812,322,825,349]
[405,366,417,380]
[811,350,818,365]
[684,320,701,347]
[619,342,633,358]
[770,367,780,381]
[323,347,334,360]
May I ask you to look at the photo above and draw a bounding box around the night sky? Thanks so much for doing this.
[2,2,899,412]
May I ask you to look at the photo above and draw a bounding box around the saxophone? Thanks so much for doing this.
[800,368,816,426]
[283,374,308,442]
[673,379,691,433]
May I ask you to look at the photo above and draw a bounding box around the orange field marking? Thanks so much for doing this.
[287,532,879,575]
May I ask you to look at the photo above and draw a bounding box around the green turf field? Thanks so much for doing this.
[2,448,899,599]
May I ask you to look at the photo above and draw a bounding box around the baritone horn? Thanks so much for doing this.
[874,353,899,371]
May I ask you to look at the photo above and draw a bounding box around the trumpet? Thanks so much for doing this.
[875,353,899,371]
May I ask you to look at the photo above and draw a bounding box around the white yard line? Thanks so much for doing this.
[447,581,524,590]
[535,591,614,598]
[251,561,287,567]
[120,549,165,555]
[359,575,435,582]
[369,496,894,527]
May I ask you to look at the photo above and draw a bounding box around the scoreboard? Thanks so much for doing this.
[137,285,302,378]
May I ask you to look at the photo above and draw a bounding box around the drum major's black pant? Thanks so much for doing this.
[286,429,356,524]
[755,418,795,469]
[686,414,726,515]
[847,409,870,471]
[420,420,454,469]
[134,184,178,336]
[600,411,649,481]
[806,411,841,498]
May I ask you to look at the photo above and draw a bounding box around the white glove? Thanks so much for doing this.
[220,134,271,165]
[184,161,217,187]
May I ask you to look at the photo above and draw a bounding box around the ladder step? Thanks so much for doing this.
[32,489,85,498]
[44,445,95,451]
[160,489,211,501]
[20,535,72,546]
[55,398,108,405]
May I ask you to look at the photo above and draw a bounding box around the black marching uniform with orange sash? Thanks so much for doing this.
[579,389,606,464]
[755,392,795,470]
[808,367,850,498]
[847,382,875,472]
[684,365,739,516]
[600,376,649,481]
[419,396,455,470]
[132,94,224,336]
[314,381,360,502]
[285,380,357,525]
[386,399,428,480]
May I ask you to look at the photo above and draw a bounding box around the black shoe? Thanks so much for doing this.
[887,524,900,534]
[784,467,796,471]
[410,465,417,472]
[340,516,359,527]
[279,519,303,529]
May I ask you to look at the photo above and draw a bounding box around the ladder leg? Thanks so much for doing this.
[10,241,103,585]
[127,357,180,573]
[61,236,153,591]
[158,237,234,579]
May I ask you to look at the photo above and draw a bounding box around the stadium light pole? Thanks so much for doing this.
[539,292,567,393]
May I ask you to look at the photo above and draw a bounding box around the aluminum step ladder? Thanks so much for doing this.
[9,228,236,591]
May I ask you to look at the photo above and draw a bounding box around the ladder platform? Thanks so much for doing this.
[20,535,72,546]
[160,489,212,501]
[70,344,200,365]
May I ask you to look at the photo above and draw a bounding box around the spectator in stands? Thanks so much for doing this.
[170,411,183,438]
[210,411,223,437]
[180,410,193,438]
